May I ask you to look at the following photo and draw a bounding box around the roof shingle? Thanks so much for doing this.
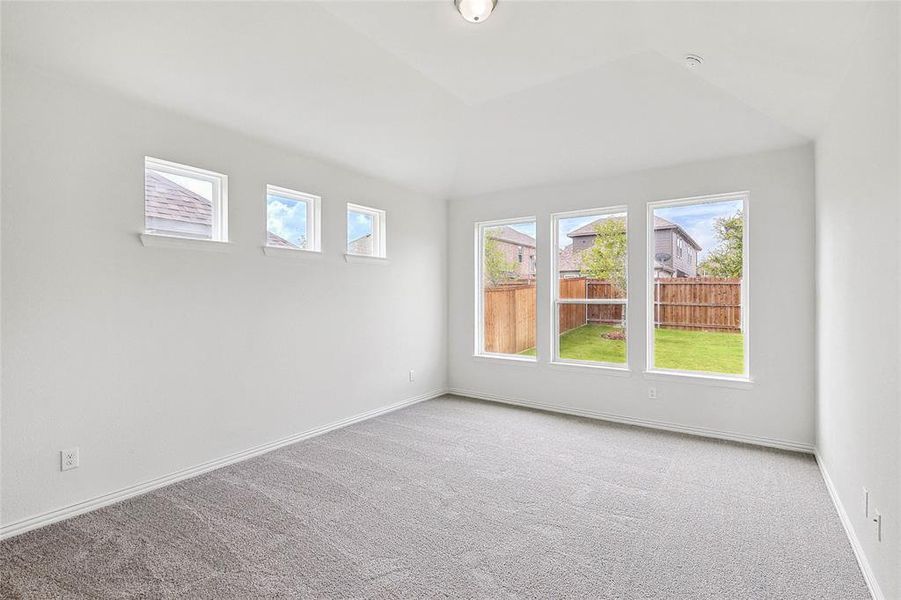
[487,225,535,248]
[144,170,212,226]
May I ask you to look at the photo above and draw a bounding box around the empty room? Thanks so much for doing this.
[1,1,899,598]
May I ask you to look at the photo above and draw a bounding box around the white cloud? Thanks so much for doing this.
[267,199,301,240]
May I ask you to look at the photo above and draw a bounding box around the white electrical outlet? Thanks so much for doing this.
[648,387,657,399]
[60,447,79,471]
[409,370,415,382]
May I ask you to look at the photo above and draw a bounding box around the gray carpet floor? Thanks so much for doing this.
[2,395,870,599]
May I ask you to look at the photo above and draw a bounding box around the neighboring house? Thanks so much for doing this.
[145,169,300,248]
[267,231,300,249]
[559,216,701,278]
[144,169,213,239]
[487,225,536,281]
[348,233,373,255]
[652,216,701,277]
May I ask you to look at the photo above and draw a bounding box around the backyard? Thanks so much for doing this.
[521,324,744,374]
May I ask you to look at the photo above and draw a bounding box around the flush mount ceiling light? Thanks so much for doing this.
[455,0,497,23]
[683,54,704,69]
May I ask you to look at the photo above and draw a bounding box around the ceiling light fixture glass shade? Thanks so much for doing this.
[455,0,497,23]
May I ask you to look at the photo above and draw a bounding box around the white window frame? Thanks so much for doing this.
[550,206,629,371]
[265,184,321,253]
[474,217,537,362]
[346,203,387,259]
[144,156,228,242]
[646,191,750,382]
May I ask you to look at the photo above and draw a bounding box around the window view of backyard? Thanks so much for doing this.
[651,196,746,375]
[551,209,628,366]
[479,220,537,357]
[478,195,746,376]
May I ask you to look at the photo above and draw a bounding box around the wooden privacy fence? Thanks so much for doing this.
[558,279,626,334]
[484,276,742,353]
[654,277,742,333]
[483,284,536,354]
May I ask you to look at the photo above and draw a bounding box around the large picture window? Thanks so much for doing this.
[552,208,628,368]
[476,218,537,359]
[647,192,749,378]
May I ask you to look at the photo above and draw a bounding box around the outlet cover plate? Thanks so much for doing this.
[61,448,79,471]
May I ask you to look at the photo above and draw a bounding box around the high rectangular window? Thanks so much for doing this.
[266,185,320,252]
[144,157,227,241]
[476,218,537,359]
[552,208,628,367]
[347,203,386,258]
[648,192,749,378]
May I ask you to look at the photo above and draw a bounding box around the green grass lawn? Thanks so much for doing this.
[653,327,744,374]
[520,324,744,374]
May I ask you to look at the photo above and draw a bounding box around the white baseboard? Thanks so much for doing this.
[816,453,884,600]
[448,388,815,454]
[0,388,447,541]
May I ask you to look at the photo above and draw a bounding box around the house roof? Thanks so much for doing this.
[267,231,300,249]
[144,169,212,226]
[567,215,701,251]
[652,216,702,250]
[487,225,535,248]
[557,244,582,273]
[348,233,373,255]
[566,216,625,238]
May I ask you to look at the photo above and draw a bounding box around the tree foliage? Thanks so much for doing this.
[483,229,517,286]
[580,218,627,292]
[699,211,743,278]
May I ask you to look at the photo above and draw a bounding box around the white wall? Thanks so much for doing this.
[0,64,447,528]
[815,4,900,598]
[448,145,816,448]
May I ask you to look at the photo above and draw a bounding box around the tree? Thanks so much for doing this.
[483,229,517,287]
[580,218,627,292]
[699,211,743,278]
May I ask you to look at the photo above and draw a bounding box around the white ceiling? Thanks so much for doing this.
[1,1,873,197]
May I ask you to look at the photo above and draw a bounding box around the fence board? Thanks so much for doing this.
[586,280,626,325]
[654,277,741,332]
[484,284,536,354]
[559,278,586,333]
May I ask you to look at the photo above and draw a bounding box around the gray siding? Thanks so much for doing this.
[653,228,697,277]
[570,228,698,277]
[671,231,698,276]
[570,235,595,252]
[654,229,673,263]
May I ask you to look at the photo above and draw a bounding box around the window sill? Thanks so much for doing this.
[473,353,537,366]
[262,246,322,258]
[344,253,389,265]
[140,233,232,252]
[643,369,753,389]
[548,361,632,376]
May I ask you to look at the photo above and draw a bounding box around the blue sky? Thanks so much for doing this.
[347,209,373,242]
[508,221,535,239]
[655,199,742,259]
[267,194,308,246]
